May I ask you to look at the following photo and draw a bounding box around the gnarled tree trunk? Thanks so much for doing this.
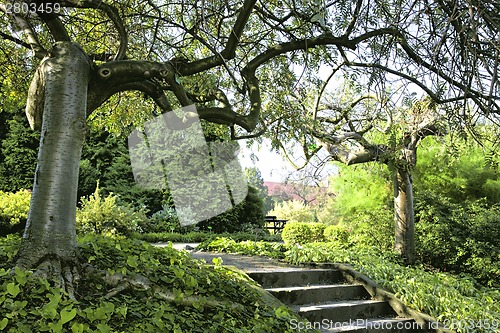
[393,167,415,263]
[15,42,91,295]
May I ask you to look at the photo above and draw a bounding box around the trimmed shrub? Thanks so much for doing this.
[76,187,147,236]
[323,224,351,244]
[0,189,31,236]
[281,222,325,245]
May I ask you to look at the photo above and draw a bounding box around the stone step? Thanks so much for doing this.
[267,284,371,305]
[319,317,429,332]
[291,299,397,324]
[247,269,344,288]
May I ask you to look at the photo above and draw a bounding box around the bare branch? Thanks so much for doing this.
[0,4,47,58]
[313,63,344,122]
[0,31,32,49]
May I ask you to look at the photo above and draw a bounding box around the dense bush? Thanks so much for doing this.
[0,190,31,236]
[0,235,313,332]
[415,191,500,288]
[78,127,167,213]
[414,135,500,205]
[0,115,39,192]
[76,187,147,236]
[139,205,181,234]
[196,186,265,233]
[281,222,326,245]
[343,210,394,250]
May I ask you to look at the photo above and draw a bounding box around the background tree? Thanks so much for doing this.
[245,167,274,214]
[314,91,446,262]
[0,0,498,291]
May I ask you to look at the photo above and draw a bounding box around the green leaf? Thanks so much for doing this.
[71,323,84,333]
[14,267,27,285]
[96,323,111,333]
[60,308,77,325]
[6,282,20,297]
[126,255,138,268]
[0,318,8,330]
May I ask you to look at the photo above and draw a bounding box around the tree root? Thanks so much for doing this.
[82,264,245,311]
[16,257,244,311]
[16,255,80,301]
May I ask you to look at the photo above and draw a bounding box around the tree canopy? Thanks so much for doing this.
[0,0,499,289]
[1,0,498,137]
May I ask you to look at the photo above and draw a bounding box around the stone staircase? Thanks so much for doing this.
[247,266,450,333]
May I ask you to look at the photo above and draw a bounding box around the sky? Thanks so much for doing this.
[238,138,336,183]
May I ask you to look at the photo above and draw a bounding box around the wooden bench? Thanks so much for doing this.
[264,215,288,233]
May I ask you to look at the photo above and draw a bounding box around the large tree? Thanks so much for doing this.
[314,86,445,263]
[1,0,498,292]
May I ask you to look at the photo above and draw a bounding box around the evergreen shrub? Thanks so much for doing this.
[76,187,147,236]
[415,191,500,287]
[197,186,265,233]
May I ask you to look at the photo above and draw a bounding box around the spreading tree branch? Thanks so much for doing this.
[60,0,128,60]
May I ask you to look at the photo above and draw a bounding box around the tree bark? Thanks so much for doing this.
[15,42,91,294]
[393,168,416,263]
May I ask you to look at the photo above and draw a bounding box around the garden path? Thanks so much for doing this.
[158,243,305,272]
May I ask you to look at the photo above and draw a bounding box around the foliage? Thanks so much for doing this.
[268,200,315,223]
[133,231,281,244]
[197,186,265,233]
[281,222,326,245]
[0,235,313,332]
[323,225,351,244]
[0,190,31,236]
[414,135,500,205]
[0,114,39,192]
[139,205,181,234]
[78,126,167,213]
[245,167,274,214]
[0,110,166,212]
[328,163,392,221]
[415,191,500,288]
[342,210,394,251]
[76,187,147,236]
[197,237,287,259]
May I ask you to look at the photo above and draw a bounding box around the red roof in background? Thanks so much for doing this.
[264,181,326,205]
